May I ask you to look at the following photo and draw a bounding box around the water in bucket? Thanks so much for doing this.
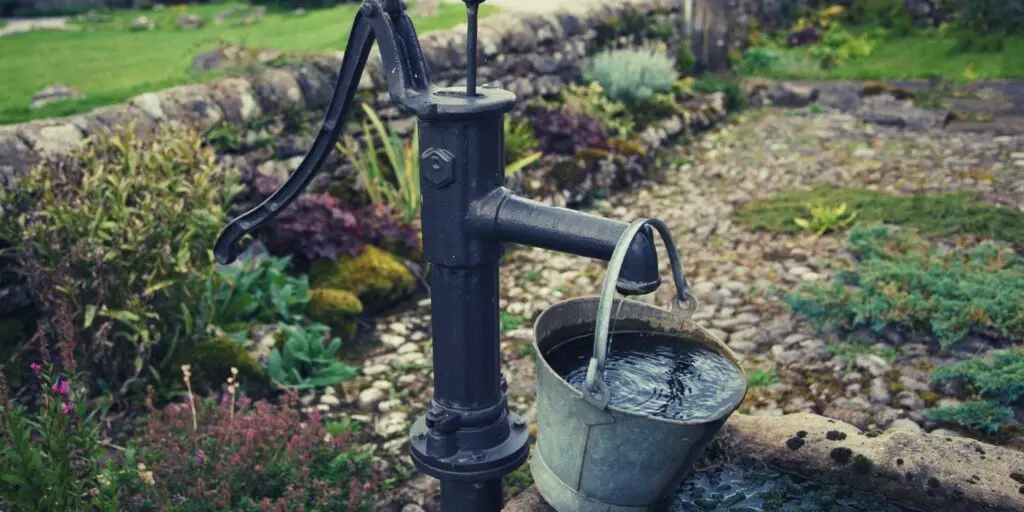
[543,330,746,421]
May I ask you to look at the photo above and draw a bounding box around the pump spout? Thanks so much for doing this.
[468,188,662,295]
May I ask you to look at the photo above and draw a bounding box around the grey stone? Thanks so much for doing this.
[889,418,924,434]
[896,390,926,410]
[30,83,84,110]
[855,353,891,377]
[0,285,32,315]
[868,377,892,405]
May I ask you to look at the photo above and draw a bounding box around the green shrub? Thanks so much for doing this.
[924,400,1016,434]
[847,0,912,27]
[582,46,678,105]
[267,322,357,390]
[556,82,637,138]
[193,256,311,341]
[746,368,780,389]
[0,125,242,402]
[950,31,1007,54]
[693,75,747,113]
[1,362,126,511]
[675,43,698,75]
[954,0,1024,33]
[734,187,1024,247]
[739,47,781,75]
[932,347,1024,404]
[784,225,1024,349]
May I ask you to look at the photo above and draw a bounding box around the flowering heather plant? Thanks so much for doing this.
[121,384,384,511]
[0,362,124,511]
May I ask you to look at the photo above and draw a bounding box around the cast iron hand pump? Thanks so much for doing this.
[213,1,665,510]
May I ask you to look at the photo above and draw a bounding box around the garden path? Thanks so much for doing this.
[348,103,1024,508]
[0,16,72,37]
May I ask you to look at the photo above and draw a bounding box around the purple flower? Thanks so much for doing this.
[51,379,70,397]
[30,362,41,374]
[195,449,206,468]
[62,402,73,415]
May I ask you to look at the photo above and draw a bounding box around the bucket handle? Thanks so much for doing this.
[582,218,697,409]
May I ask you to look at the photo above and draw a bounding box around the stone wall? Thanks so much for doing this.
[0,0,699,189]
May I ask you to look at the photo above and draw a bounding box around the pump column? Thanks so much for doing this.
[408,86,530,512]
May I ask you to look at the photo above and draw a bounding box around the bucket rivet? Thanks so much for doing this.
[415,432,427,440]
[512,416,526,429]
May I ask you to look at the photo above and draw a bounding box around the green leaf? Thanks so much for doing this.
[84,305,98,328]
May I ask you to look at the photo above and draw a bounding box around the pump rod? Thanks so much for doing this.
[465,0,482,96]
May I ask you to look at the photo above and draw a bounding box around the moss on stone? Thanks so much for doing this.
[309,245,415,313]
[173,338,270,395]
[306,288,363,341]
[734,187,1024,247]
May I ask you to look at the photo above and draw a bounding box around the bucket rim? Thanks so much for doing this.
[532,296,748,426]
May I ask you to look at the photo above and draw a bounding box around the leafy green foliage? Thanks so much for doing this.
[827,338,898,373]
[738,47,782,75]
[746,369,780,389]
[675,43,697,75]
[504,117,541,167]
[531,82,637,139]
[735,187,1024,247]
[0,125,241,401]
[266,323,357,390]
[499,311,528,333]
[954,0,1024,33]
[846,0,913,28]
[784,226,1024,349]
[582,46,678,105]
[693,75,747,112]
[193,256,310,341]
[932,347,1024,404]
[924,400,1016,434]
[793,201,858,236]
[1,363,125,511]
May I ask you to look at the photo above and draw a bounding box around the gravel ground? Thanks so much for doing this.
[309,105,1024,508]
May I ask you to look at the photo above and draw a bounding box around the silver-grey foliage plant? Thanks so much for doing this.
[582,46,678,105]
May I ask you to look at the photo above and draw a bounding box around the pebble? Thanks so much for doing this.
[889,418,924,434]
[896,390,925,410]
[380,333,406,349]
[390,322,409,335]
[397,342,421,354]
[358,388,386,411]
[868,378,892,405]
[929,428,963,438]
[363,364,390,377]
[320,393,340,406]
[854,353,891,377]
[372,380,394,391]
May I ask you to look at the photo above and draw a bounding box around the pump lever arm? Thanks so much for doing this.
[214,0,432,265]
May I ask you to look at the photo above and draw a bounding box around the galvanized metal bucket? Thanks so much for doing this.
[530,218,747,512]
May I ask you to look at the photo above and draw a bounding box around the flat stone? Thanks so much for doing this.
[357,387,386,411]
[855,353,891,377]
[889,418,923,434]
[379,333,406,349]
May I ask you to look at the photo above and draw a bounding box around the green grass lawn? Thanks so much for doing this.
[0,2,497,125]
[744,31,1024,82]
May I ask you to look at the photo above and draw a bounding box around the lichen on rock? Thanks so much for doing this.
[309,245,415,313]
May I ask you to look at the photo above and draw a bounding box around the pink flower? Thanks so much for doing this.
[62,402,72,415]
[30,362,41,373]
[51,379,70,397]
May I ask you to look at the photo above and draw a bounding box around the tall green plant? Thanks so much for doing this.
[337,103,421,223]
[1,362,126,511]
[0,125,242,401]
